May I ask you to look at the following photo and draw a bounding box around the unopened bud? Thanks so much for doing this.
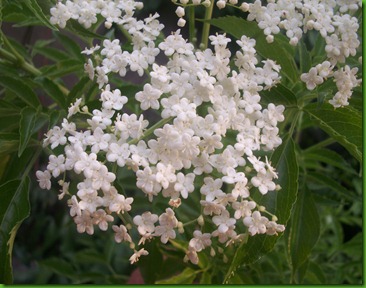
[210,247,216,257]
[275,184,282,191]
[240,2,249,12]
[258,206,266,212]
[177,18,186,27]
[272,215,278,222]
[129,242,135,249]
[105,22,112,29]
[178,222,184,234]
[202,0,211,7]
[217,0,226,9]
[197,215,204,226]
[175,6,185,17]
[266,35,274,43]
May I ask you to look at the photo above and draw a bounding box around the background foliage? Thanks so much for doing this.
[0,0,363,284]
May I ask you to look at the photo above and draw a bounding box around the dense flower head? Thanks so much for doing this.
[233,0,361,107]
[38,0,360,265]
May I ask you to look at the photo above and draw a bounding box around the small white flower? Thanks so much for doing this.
[36,170,52,190]
[301,67,324,90]
[133,211,159,235]
[112,224,132,243]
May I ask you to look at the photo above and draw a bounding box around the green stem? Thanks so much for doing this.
[0,47,41,76]
[200,0,215,49]
[188,6,196,45]
[128,116,173,145]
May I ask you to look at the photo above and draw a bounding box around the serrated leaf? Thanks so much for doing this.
[209,16,298,83]
[224,135,298,283]
[18,106,37,157]
[0,75,41,109]
[304,103,362,163]
[286,184,320,283]
[156,267,200,284]
[23,0,58,30]
[0,177,30,284]
[35,77,67,109]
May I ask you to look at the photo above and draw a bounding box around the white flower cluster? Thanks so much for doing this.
[235,0,361,108]
[38,0,286,265]
[50,0,143,29]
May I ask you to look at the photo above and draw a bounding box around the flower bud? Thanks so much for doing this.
[258,206,266,212]
[197,215,204,226]
[176,6,185,17]
[177,18,186,27]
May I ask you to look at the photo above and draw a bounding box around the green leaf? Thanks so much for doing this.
[260,83,298,107]
[35,77,67,109]
[66,19,106,40]
[54,32,84,61]
[209,16,298,83]
[67,76,91,105]
[286,184,320,283]
[304,260,326,284]
[32,45,70,62]
[41,59,84,79]
[155,267,201,284]
[304,103,362,163]
[307,171,360,202]
[298,39,312,73]
[22,0,58,30]
[137,239,163,284]
[302,148,356,174]
[0,133,19,156]
[18,106,37,157]
[224,135,298,283]
[39,257,75,278]
[0,75,41,109]
[0,177,30,284]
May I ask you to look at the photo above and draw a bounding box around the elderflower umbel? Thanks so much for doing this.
[37,0,292,266]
